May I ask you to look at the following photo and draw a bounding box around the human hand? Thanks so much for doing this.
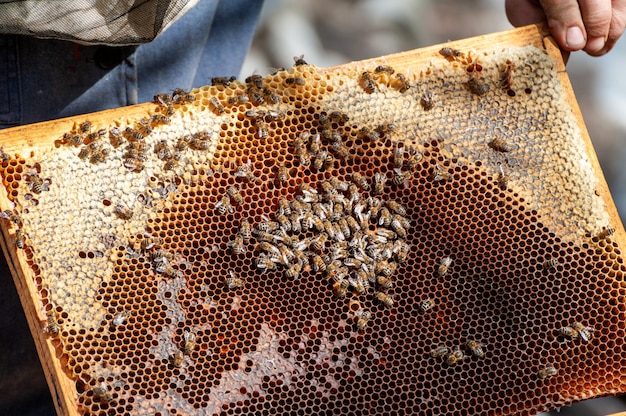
[505,0,626,56]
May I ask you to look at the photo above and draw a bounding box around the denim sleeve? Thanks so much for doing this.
[0,0,264,127]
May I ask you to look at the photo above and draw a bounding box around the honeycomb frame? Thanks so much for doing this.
[0,24,625,416]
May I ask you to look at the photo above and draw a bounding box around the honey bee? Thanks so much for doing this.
[311,254,327,273]
[277,197,291,216]
[64,133,83,146]
[238,219,251,242]
[352,172,370,191]
[357,126,380,142]
[245,74,263,89]
[189,132,212,151]
[465,340,485,358]
[108,127,125,147]
[151,249,174,265]
[377,275,394,289]
[209,97,225,115]
[110,308,131,326]
[90,148,111,164]
[438,256,453,276]
[228,93,250,104]
[537,366,558,380]
[153,93,173,107]
[211,76,236,86]
[439,47,462,59]
[285,77,305,86]
[262,88,281,104]
[284,263,302,279]
[256,120,269,140]
[333,279,349,298]
[311,232,328,251]
[124,127,144,141]
[140,235,163,251]
[227,186,243,205]
[359,71,376,94]
[156,262,182,279]
[499,59,515,95]
[420,298,435,313]
[596,227,616,239]
[313,150,333,171]
[328,111,349,124]
[79,120,92,133]
[150,114,171,125]
[393,144,404,168]
[559,325,578,340]
[170,350,184,368]
[420,90,434,110]
[265,110,286,122]
[297,146,311,166]
[497,165,509,190]
[387,200,406,217]
[183,330,197,354]
[93,382,113,403]
[356,310,372,330]
[446,348,464,365]
[432,164,453,182]
[376,291,394,307]
[390,217,407,238]
[377,207,391,227]
[403,147,423,169]
[0,209,20,225]
[229,234,246,255]
[395,73,411,93]
[293,54,308,66]
[307,132,321,154]
[374,65,395,74]
[395,241,410,263]
[542,258,558,271]
[392,168,412,187]
[331,140,349,159]
[488,136,517,152]
[113,202,133,220]
[123,157,144,172]
[377,261,397,278]
[77,146,90,160]
[234,161,257,183]
[572,322,594,342]
[465,77,490,96]
[172,88,195,104]
[214,195,233,215]
[248,88,265,105]
[256,256,277,271]
[154,140,172,160]
[226,269,245,289]
[45,311,59,335]
[430,345,449,358]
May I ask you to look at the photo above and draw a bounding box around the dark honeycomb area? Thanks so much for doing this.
[1,45,625,416]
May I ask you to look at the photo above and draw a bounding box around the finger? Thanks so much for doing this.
[578,0,613,54]
[595,0,626,55]
[539,0,587,51]
[505,0,546,26]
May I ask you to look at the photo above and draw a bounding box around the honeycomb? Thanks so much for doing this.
[1,26,625,416]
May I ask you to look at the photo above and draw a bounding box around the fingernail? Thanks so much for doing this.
[586,36,606,53]
[566,26,585,49]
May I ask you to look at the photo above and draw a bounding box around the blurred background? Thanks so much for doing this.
[241,0,626,415]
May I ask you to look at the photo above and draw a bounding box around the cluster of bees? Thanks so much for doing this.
[246,174,410,328]
[54,88,202,174]
[358,65,411,95]
[430,340,485,365]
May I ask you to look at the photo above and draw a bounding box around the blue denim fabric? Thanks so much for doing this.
[0,0,263,126]
[0,1,263,414]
